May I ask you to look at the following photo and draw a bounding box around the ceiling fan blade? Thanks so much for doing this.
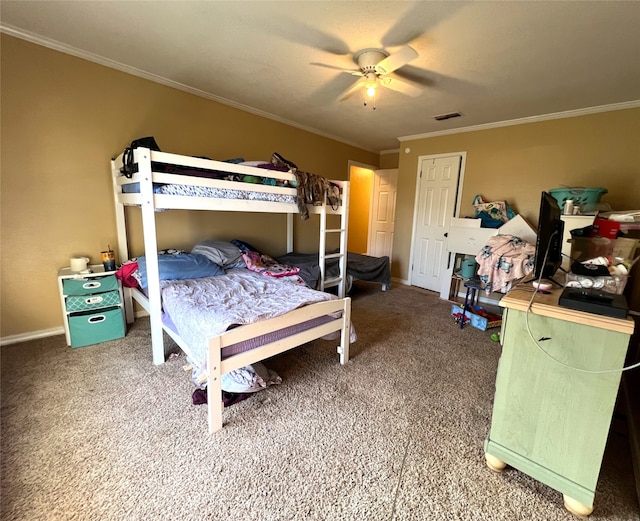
[310,62,361,74]
[380,76,422,97]
[392,65,437,87]
[338,78,367,101]
[381,2,465,47]
[375,46,418,75]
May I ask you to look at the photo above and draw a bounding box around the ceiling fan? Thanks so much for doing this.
[312,46,422,107]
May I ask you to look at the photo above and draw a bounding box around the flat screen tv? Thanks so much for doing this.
[533,191,565,285]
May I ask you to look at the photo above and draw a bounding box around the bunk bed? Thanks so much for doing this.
[110,147,353,433]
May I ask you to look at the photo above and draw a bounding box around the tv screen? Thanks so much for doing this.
[533,191,564,284]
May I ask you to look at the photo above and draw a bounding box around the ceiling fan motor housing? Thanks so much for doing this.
[354,48,389,74]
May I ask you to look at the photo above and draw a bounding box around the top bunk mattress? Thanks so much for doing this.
[112,148,346,215]
[122,180,296,205]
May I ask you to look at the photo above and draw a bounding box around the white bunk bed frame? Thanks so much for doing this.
[110,147,351,432]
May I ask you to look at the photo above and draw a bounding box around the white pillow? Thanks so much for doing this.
[191,240,244,269]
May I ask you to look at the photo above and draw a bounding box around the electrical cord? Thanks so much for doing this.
[524,230,640,374]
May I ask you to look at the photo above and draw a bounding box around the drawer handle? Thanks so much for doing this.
[88,315,106,324]
[85,296,104,305]
[82,282,102,290]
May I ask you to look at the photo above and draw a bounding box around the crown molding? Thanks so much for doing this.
[1,24,378,154]
[5,24,635,156]
[398,101,640,142]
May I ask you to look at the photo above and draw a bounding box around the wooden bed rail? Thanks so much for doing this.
[207,297,351,433]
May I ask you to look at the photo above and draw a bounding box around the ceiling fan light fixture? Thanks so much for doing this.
[363,76,377,110]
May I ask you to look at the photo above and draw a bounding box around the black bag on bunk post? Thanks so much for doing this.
[120,136,161,178]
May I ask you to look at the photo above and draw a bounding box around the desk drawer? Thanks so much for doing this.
[69,307,125,348]
[66,290,121,312]
[63,275,118,296]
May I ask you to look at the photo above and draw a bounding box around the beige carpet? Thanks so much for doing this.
[1,282,638,520]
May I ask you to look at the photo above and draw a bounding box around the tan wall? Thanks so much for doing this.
[347,166,374,254]
[393,109,640,280]
[0,35,378,338]
[379,152,399,169]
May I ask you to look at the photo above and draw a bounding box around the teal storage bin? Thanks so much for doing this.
[68,307,125,348]
[460,259,477,279]
[63,274,118,296]
[66,290,121,312]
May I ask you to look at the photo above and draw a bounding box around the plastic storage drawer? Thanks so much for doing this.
[63,275,118,296]
[68,307,125,348]
[66,290,121,312]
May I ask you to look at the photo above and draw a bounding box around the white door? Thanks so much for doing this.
[368,168,397,259]
[410,155,462,292]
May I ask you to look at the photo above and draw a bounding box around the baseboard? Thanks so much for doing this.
[1,310,150,347]
[392,276,408,286]
[0,327,65,346]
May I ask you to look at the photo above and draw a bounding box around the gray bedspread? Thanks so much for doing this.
[277,251,391,290]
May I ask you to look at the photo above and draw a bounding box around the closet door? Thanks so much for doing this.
[410,154,462,292]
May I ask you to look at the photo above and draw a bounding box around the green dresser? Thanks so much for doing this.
[484,288,633,516]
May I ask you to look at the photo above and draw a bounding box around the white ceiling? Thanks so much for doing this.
[2,1,640,152]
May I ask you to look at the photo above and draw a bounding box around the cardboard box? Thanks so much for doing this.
[446,215,537,256]
[446,218,498,255]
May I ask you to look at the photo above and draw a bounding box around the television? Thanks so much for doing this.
[533,191,565,285]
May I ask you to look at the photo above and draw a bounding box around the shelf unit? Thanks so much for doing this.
[57,265,126,348]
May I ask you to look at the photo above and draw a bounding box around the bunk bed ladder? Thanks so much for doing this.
[318,183,349,299]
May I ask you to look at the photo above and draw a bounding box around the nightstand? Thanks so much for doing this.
[57,265,126,348]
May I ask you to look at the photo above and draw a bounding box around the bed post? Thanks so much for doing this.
[287,213,294,253]
[207,336,224,433]
[338,181,349,298]
[111,158,134,324]
[137,148,165,365]
[339,297,351,365]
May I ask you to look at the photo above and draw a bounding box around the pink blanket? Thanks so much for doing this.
[475,235,535,294]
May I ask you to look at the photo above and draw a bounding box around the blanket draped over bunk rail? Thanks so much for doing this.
[292,170,341,220]
[271,152,340,220]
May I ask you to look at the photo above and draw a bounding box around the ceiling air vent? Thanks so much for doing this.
[433,112,463,121]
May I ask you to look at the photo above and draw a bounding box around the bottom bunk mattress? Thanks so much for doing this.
[159,268,354,384]
[277,251,392,290]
